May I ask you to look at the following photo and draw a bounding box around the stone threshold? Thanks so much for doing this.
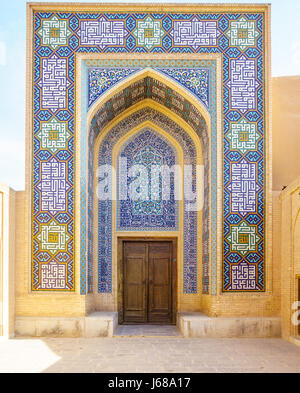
[113,324,182,337]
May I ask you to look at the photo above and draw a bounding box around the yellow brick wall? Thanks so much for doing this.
[292,207,300,337]
[16,74,291,322]
[272,76,300,191]
[280,180,300,340]
[19,6,275,321]
[15,191,88,318]
[8,188,16,335]
[273,76,300,340]
[180,192,280,318]
[15,191,282,319]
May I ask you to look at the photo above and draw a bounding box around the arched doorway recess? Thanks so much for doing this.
[81,68,214,319]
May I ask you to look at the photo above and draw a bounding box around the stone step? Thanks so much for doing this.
[113,324,182,338]
[178,312,281,338]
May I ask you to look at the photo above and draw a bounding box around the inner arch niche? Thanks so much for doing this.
[95,114,200,295]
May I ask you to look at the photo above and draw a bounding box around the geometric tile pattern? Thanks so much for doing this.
[36,157,70,216]
[36,118,71,154]
[226,221,261,256]
[159,68,210,109]
[170,17,220,49]
[227,159,260,216]
[226,55,260,113]
[32,10,265,293]
[37,15,72,50]
[88,68,139,108]
[226,118,260,154]
[228,261,259,291]
[37,220,70,255]
[133,16,165,50]
[226,16,260,51]
[38,260,67,290]
[37,54,71,113]
[77,17,128,49]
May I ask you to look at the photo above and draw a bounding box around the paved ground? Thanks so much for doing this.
[1,334,300,373]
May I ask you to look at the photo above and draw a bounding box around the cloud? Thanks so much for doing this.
[292,41,300,66]
[0,42,6,66]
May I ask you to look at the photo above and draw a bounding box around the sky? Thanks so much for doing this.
[0,0,299,190]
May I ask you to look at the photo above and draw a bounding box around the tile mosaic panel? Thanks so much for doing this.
[117,130,178,231]
[31,9,265,293]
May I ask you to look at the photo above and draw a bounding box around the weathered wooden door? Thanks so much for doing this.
[123,241,173,324]
[123,242,148,323]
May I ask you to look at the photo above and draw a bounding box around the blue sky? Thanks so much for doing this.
[0,0,299,190]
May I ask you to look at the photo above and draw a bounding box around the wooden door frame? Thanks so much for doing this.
[117,236,177,325]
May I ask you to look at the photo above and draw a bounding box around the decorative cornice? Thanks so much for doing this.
[27,2,270,14]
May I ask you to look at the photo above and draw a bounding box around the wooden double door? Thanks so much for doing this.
[122,240,176,324]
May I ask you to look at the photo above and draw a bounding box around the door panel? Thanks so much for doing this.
[148,243,172,323]
[123,241,173,324]
[123,242,147,323]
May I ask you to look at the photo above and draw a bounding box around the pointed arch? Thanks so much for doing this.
[87,67,211,133]
[90,104,205,312]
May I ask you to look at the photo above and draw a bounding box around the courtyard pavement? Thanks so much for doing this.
[1,332,300,373]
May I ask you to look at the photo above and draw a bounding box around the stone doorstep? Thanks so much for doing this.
[113,324,182,338]
[15,312,281,338]
[178,312,282,338]
[15,312,118,338]
[85,312,118,338]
